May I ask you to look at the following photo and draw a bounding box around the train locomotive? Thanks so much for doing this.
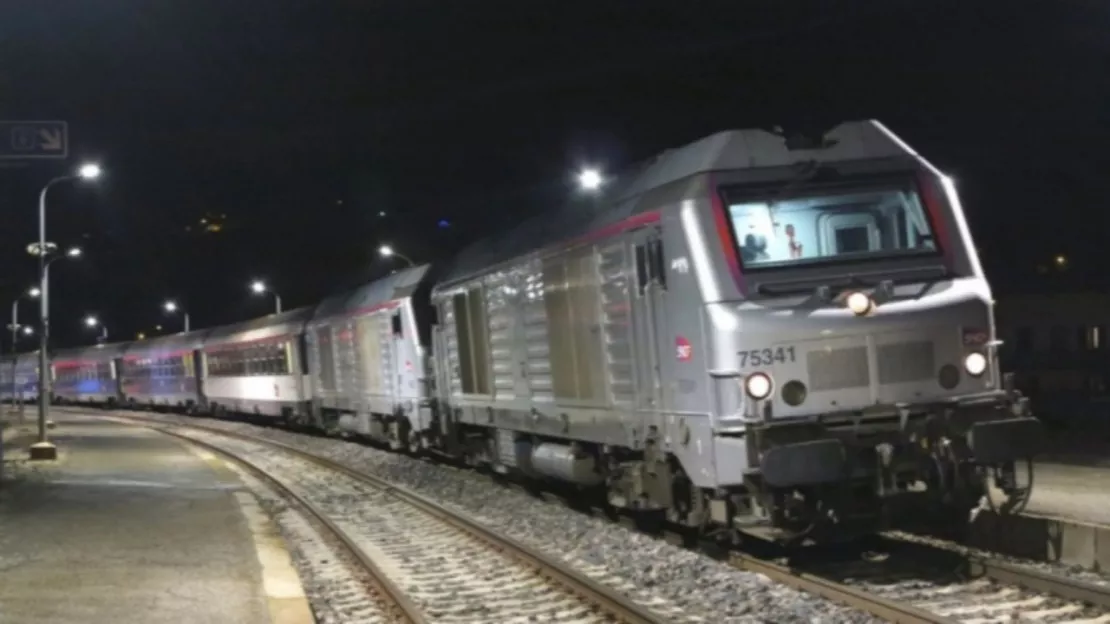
[0,120,1041,544]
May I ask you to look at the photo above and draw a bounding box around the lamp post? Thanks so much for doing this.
[84,315,108,343]
[163,300,190,332]
[250,280,282,314]
[378,244,415,268]
[33,163,100,461]
[8,286,42,418]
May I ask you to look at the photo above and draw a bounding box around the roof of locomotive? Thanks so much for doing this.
[433,120,914,289]
[202,306,314,349]
[309,264,430,323]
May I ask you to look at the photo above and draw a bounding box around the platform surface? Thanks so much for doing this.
[1024,460,1110,525]
[0,413,284,623]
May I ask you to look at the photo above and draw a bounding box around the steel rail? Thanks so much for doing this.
[133,418,666,624]
[154,426,426,624]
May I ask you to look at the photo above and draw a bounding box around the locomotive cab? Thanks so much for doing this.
[688,122,1040,541]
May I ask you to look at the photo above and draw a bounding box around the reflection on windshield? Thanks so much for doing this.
[727,186,936,269]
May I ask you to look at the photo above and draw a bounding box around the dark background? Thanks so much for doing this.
[1,1,1104,348]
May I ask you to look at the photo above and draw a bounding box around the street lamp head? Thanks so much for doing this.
[28,287,41,298]
[21,326,33,336]
[251,280,266,294]
[26,242,58,257]
[84,315,98,328]
[78,163,102,180]
[379,244,394,258]
[164,300,177,313]
[66,246,82,258]
[577,168,603,192]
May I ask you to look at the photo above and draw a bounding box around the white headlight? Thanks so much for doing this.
[744,372,774,400]
[845,291,873,316]
[964,352,987,377]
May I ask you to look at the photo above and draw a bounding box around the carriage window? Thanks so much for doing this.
[725,182,937,270]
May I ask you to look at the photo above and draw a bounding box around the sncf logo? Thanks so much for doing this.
[676,336,693,362]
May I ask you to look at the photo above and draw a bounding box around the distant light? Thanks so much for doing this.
[251,280,266,294]
[437,219,450,229]
[78,163,102,180]
[164,300,178,313]
[578,168,602,191]
[67,246,82,257]
[22,326,33,336]
[137,332,146,340]
[84,315,98,328]
[155,325,163,331]
[379,245,394,258]
[1055,254,1067,268]
[378,211,386,217]
[28,287,41,298]
[336,200,343,206]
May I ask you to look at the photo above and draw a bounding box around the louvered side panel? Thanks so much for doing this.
[522,261,553,401]
[356,315,383,401]
[485,271,517,400]
[441,300,464,396]
[334,319,357,410]
[597,243,635,405]
[377,311,395,401]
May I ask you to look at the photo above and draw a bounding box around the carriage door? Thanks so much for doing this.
[631,228,668,413]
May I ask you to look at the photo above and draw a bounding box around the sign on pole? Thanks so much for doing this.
[0,121,68,159]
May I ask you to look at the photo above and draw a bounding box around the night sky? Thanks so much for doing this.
[1,1,1106,348]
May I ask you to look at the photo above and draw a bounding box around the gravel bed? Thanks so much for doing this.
[185,429,620,623]
[218,459,393,624]
[119,411,879,624]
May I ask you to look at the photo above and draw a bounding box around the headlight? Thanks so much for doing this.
[964,352,987,377]
[845,291,874,316]
[744,372,774,400]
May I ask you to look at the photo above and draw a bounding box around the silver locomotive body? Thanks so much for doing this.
[425,120,1039,541]
[304,265,431,448]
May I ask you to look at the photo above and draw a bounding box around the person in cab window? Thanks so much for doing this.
[741,233,771,264]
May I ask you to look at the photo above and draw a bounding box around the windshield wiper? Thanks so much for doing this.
[753,264,951,297]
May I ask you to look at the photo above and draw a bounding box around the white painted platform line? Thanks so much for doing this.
[234,489,315,624]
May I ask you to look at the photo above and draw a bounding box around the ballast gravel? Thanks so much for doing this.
[218,461,393,624]
[110,411,880,624]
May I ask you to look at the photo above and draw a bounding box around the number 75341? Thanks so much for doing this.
[738,346,796,368]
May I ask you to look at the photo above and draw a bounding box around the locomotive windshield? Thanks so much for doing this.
[724,178,938,270]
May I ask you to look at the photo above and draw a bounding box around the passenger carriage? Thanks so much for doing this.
[51,343,127,406]
[200,308,313,421]
[0,353,41,405]
[119,330,210,411]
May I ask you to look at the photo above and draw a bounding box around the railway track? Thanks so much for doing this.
[100,411,1110,624]
[131,418,669,624]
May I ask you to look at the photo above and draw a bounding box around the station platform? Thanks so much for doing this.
[1024,461,1110,525]
[0,411,312,624]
